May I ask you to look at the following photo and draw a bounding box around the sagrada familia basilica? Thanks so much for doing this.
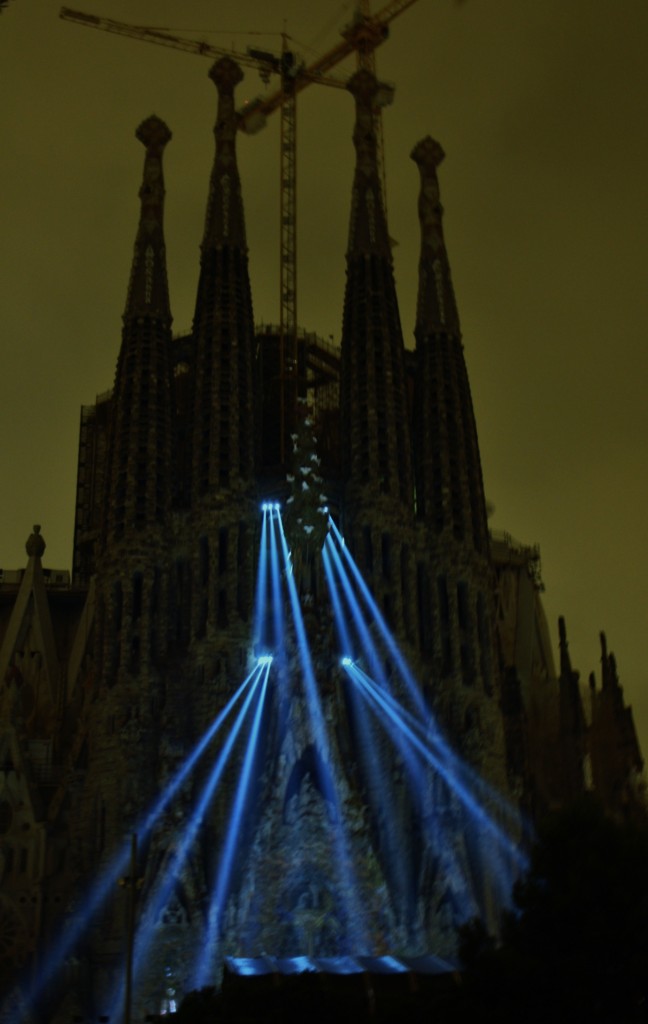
[0,53,643,1021]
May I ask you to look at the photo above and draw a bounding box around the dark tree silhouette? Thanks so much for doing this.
[460,796,648,1022]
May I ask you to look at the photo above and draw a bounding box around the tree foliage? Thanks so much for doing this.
[460,796,648,1022]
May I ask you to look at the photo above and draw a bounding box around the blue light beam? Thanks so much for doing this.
[326,518,527,838]
[324,535,404,701]
[325,535,424,790]
[344,662,528,873]
[274,507,372,952]
[192,657,272,988]
[20,668,260,1019]
[108,660,270,1018]
[268,498,288,680]
[344,665,521,913]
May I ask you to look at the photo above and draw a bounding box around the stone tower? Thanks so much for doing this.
[64,114,178,1012]
[411,136,505,787]
[94,110,175,834]
[181,57,257,710]
[190,57,256,502]
[340,69,415,645]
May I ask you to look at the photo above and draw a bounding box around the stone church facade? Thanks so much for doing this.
[0,58,643,1019]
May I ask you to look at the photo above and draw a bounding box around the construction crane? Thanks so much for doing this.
[59,1,419,459]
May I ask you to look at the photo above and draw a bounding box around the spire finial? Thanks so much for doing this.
[136,114,172,154]
[26,524,45,559]
[411,135,445,173]
[209,55,244,93]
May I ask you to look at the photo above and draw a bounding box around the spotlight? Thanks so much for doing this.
[341,656,354,668]
[274,502,281,511]
[257,654,273,666]
[261,502,268,512]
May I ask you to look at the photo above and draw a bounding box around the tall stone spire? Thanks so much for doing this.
[105,115,175,545]
[411,137,488,554]
[88,119,176,898]
[410,138,505,786]
[191,57,255,500]
[340,69,413,511]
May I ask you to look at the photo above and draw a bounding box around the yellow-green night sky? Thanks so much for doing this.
[2,1,648,760]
